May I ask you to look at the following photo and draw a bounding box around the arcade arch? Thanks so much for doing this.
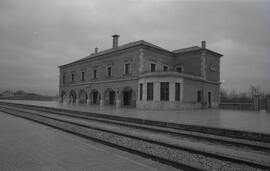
[90,89,101,105]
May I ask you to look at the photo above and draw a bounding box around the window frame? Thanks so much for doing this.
[63,74,66,84]
[71,72,75,82]
[176,65,183,73]
[163,65,169,72]
[175,83,180,101]
[147,82,154,101]
[197,90,202,102]
[81,71,85,81]
[124,62,132,75]
[107,65,112,77]
[150,62,156,72]
[139,83,143,100]
[160,82,169,101]
[93,69,97,79]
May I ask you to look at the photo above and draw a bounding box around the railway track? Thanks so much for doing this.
[0,102,269,170]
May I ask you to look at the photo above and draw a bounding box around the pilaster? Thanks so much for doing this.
[76,99,80,105]
[116,99,121,108]
[86,99,90,105]
[153,82,160,101]
[100,99,104,106]
[139,48,144,74]
[201,50,206,79]
[142,83,147,101]
[169,82,175,102]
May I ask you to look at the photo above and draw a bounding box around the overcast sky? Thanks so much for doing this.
[0,0,269,96]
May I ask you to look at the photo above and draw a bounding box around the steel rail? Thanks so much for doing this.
[0,105,269,170]
[1,102,270,153]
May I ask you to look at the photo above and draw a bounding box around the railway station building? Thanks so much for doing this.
[58,35,223,109]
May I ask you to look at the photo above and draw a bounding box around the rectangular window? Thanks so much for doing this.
[63,75,66,84]
[107,66,112,77]
[150,63,156,72]
[160,82,169,101]
[197,90,202,102]
[124,63,131,75]
[81,71,85,81]
[139,83,143,100]
[93,69,97,78]
[71,73,74,82]
[176,66,183,73]
[175,83,180,101]
[163,65,168,71]
[147,83,153,101]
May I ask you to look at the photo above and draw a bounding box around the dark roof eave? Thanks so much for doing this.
[174,48,223,57]
[59,42,147,68]
[58,41,173,68]
[205,49,223,57]
[58,41,223,69]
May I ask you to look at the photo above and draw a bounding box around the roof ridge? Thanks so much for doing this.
[59,40,222,68]
[76,40,144,62]
[172,46,201,53]
[141,40,170,52]
[61,40,169,67]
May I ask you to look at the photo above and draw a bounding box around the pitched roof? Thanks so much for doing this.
[59,40,222,68]
[172,46,201,53]
[173,46,223,57]
[59,40,170,67]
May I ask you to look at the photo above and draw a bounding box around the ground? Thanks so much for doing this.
[0,111,178,171]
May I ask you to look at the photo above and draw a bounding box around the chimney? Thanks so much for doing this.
[112,35,120,48]
[201,41,206,49]
[95,47,98,54]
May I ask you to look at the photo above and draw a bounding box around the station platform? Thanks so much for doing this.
[1,100,270,134]
[0,111,177,171]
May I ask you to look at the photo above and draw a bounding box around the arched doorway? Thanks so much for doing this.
[121,87,135,106]
[104,88,116,105]
[79,89,88,104]
[69,90,77,103]
[61,90,69,103]
[90,89,100,105]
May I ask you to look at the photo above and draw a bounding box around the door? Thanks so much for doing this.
[93,91,98,104]
[109,91,115,105]
[208,92,212,108]
[123,91,132,106]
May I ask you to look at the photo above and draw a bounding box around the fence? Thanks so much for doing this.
[219,102,255,111]
[220,95,270,111]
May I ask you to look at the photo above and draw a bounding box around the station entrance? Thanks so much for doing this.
[109,91,115,105]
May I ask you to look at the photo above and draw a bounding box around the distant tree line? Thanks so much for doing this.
[0,90,56,101]
[220,85,269,103]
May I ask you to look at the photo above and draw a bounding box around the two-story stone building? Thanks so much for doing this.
[58,35,223,109]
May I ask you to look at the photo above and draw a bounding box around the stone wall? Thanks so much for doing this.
[136,75,184,110]
[59,46,141,86]
[136,100,202,110]
[59,41,222,110]
[205,51,220,82]
[175,51,202,76]
[142,47,174,73]
[59,79,138,107]
[183,79,220,108]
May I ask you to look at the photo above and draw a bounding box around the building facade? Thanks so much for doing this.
[58,35,223,109]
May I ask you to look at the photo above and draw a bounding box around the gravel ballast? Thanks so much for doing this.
[0,106,268,171]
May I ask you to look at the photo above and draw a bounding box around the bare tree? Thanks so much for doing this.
[248,85,263,97]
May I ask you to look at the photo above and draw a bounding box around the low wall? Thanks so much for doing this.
[219,103,254,111]
[136,100,202,110]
